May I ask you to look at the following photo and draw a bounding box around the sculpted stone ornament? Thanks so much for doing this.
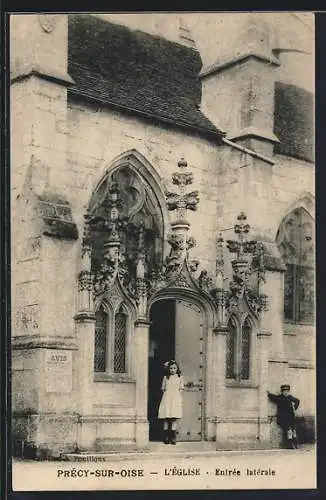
[245,289,266,315]
[117,257,129,285]
[78,270,93,292]
[172,270,192,289]
[165,232,186,277]
[147,157,213,297]
[189,259,199,273]
[147,266,167,296]
[39,14,58,33]
[93,261,116,297]
[186,236,196,251]
[166,158,199,221]
[198,270,213,293]
[85,158,213,315]
[224,212,268,319]
[230,261,249,296]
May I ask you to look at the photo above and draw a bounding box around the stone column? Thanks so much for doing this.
[213,325,229,449]
[10,14,77,458]
[260,269,289,413]
[11,15,74,197]
[74,247,95,423]
[77,245,93,314]
[134,319,151,447]
[262,270,285,359]
[257,330,272,443]
[258,265,288,446]
[74,315,95,415]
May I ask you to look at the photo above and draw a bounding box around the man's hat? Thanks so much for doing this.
[280,384,290,391]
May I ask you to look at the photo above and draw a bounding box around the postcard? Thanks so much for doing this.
[10,11,316,491]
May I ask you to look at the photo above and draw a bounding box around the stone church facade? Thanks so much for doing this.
[10,13,315,458]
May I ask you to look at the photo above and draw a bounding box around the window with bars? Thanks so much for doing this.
[226,317,237,379]
[226,316,252,382]
[94,304,129,375]
[241,318,251,380]
[276,207,314,324]
[113,307,127,373]
[94,307,107,372]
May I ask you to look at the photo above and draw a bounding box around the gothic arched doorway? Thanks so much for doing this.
[148,297,205,442]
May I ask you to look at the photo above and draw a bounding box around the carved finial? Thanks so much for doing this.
[226,212,256,260]
[215,233,225,289]
[225,213,268,317]
[166,158,199,223]
[136,221,146,279]
[216,233,224,266]
[256,241,266,285]
[107,182,121,243]
[99,182,122,266]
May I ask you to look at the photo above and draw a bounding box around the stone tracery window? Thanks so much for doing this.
[90,165,164,279]
[241,317,251,380]
[94,303,129,374]
[226,315,252,381]
[276,207,314,324]
[226,316,237,379]
[113,306,127,373]
[89,163,165,376]
[94,306,107,372]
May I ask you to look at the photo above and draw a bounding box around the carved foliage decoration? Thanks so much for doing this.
[83,164,165,314]
[225,213,268,319]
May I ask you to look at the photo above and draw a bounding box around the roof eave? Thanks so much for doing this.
[67,88,225,143]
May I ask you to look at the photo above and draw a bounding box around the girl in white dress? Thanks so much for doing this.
[158,360,184,444]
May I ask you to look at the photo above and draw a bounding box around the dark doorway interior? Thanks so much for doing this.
[148,299,175,441]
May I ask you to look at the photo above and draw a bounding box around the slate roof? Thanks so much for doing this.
[67,14,224,140]
[274,81,314,163]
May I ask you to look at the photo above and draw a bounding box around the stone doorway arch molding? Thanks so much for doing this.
[74,150,170,431]
[88,148,170,252]
[75,151,270,448]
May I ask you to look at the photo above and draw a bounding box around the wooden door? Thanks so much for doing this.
[174,300,204,441]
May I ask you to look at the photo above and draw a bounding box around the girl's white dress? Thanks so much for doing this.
[158,374,184,419]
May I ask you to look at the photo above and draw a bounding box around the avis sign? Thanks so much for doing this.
[45,350,72,393]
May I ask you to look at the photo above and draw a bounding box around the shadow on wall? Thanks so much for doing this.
[270,415,316,448]
[296,416,316,444]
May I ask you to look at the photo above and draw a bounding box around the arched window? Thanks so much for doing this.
[88,159,165,377]
[276,207,314,324]
[94,304,130,375]
[89,165,164,279]
[94,306,107,372]
[113,306,127,374]
[226,316,252,382]
[241,318,251,380]
[226,317,237,379]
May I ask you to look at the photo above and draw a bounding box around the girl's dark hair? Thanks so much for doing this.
[165,360,181,378]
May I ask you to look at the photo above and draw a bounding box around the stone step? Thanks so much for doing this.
[61,441,292,462]
[93,439,143,453]
[61,447,294,462]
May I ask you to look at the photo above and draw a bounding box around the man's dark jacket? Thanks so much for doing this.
[268,392,300,428]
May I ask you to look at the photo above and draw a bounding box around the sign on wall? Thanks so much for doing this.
[45,350,72,393]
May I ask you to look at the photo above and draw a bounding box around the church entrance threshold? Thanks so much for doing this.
[148,298,205,443]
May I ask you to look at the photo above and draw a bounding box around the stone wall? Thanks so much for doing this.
[66,98,222,275]
[10,13,315,453]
